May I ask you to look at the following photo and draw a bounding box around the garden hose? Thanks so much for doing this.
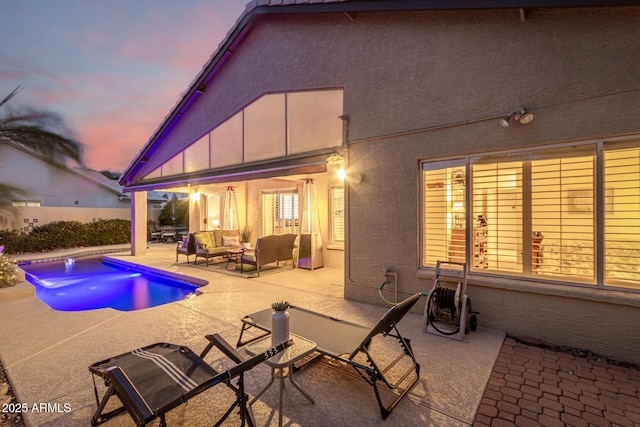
[427,286,461,336]
[378,281,429,306]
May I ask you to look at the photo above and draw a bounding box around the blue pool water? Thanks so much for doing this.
[21,257,201,312]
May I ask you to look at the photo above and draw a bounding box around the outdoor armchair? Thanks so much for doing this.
[176,233,196,263]
[148,225,162,242]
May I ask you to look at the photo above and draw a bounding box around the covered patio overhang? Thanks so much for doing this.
[122,150,332,194]
[124,148,345,266]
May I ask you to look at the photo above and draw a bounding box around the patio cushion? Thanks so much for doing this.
[223,236,240,247]
[194,232,214,249]
[242,252,257,262]
[213,230,237,247]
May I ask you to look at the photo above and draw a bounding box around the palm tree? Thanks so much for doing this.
[0,86,84,202]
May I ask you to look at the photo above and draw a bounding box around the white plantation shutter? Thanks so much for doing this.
[471,161,523,273]
[262,189,299,236]
[422,161,466,266]
[604,144,640,288]
[331,186,344,244]
[531,152,595,282]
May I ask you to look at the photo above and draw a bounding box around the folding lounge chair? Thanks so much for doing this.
[89,334,292,427]
[237,293,421,419]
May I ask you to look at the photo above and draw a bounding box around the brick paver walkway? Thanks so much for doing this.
[474,337,640,427]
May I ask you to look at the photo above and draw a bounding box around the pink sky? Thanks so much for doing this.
[0,0,245,172]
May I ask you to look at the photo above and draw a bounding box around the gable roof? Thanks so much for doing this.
[120,0,637,188]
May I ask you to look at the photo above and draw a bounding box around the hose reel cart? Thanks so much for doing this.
[423,260,478,342]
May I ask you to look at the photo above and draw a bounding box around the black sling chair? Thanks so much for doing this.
[237,293,421,420]
[89,334,292,426]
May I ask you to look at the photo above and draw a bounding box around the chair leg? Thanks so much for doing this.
[91,384,127,426]
[213,373,254,427]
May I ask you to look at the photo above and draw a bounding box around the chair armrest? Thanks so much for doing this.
[241,248,257,256]
[201,333,245,363]
[105,366,154,425]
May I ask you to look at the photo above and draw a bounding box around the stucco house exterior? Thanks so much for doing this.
[120,1,640,364]
[0,138,165,230]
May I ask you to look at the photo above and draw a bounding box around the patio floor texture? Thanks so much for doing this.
[1,244,638,426]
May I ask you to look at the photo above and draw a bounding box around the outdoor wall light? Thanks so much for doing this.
[497,116,511,127]
[326,152,344,164]
[498,107,534,127]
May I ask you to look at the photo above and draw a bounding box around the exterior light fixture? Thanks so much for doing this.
[516,108,534,124]
[498,107,534,127]
[326,152,344,164]
[497,116,511,127]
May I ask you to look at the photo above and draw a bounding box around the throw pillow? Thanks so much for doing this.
[223,236,240,247]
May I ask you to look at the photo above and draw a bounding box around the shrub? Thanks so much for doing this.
[0,219,131,255]
[0,253,17,288]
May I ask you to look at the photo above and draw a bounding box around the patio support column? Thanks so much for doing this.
[131,191,147,256]
[189,194,202,232]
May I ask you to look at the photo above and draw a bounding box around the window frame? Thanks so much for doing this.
[261,188,299,236]
[420,137,640,292]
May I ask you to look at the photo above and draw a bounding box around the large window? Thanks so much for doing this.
[143,89,343,180]
[262,189,299,236]
[421,139,640,290]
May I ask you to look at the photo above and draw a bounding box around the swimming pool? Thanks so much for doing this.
[20,257,205,312]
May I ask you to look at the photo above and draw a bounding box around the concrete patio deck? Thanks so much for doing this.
[1,244,505,426]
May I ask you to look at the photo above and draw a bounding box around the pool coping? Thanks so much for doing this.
[103,255,209,289]
[13,246,130,266]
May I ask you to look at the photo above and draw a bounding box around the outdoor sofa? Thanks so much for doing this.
[240,233,296,276]
[193,230,240,266]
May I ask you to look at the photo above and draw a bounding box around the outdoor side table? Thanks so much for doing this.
[245,333,316,427]
[225,248,243,269]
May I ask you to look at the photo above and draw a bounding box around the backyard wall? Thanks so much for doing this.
[0,206,130,232]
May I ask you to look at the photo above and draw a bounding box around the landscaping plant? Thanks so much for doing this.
[0,253,17,288]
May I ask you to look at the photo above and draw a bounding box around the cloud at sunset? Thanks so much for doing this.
[0,0,245,171]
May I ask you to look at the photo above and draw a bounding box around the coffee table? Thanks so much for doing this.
[245,333,316,426]
[225,248,243,269]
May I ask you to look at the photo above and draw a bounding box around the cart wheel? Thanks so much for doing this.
[469,314,478,331]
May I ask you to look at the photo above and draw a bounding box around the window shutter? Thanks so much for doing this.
[604,146,640,287]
